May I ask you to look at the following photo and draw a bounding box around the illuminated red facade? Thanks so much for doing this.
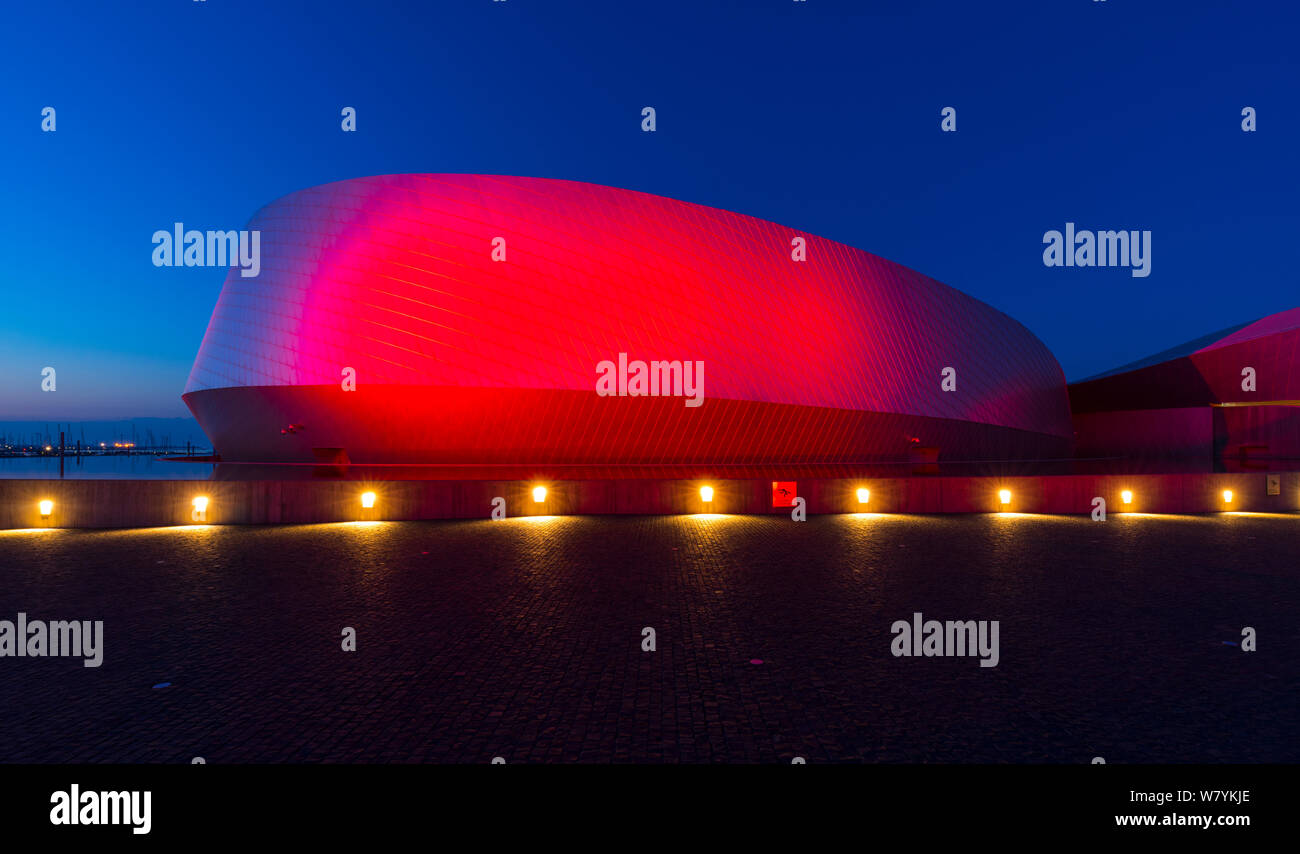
[1070,308,1300,466]
[183,175,1073,465]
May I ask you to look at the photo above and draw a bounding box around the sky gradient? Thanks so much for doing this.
[1,0,1295,418]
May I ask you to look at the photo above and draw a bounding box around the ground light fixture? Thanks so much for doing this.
[700,485,714,504]
[360,491,377,509]
[532,486,547,503]
[998,489,1012,506]
[1121,490,1133,506]
[856,487,870,505]
[38,499,53,518]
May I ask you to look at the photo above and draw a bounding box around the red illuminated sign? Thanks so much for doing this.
[772,481,797,507]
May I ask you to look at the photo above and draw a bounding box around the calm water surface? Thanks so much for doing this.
[0,455,215,479]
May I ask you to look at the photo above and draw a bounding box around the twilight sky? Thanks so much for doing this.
[1,0,1295,418]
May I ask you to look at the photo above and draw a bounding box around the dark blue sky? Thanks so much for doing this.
[2,0,1295,418]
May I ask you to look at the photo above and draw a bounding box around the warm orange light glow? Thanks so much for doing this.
[998,489,1011,505]
[192,496,209,513]
[361,491,377,509]
[1121,490,1133,505]
[856,487,870,504]
[532,486,547,503]
[1222,489,1233,504]
[700,486,714,503]
[38,500,53,517]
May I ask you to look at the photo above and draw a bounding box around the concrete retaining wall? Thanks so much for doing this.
[1,472,1297,529]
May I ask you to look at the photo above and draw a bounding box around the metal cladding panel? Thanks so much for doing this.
[1202,308,1300,352]
[1070,311,1300,412]
[182,385,1069,465]
[185,174,1072,462]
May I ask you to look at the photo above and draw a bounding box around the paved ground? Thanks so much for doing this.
[0,513,1295,763]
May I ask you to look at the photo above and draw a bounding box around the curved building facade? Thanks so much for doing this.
[1070,308,1300,466]
[184,174,1072,465]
